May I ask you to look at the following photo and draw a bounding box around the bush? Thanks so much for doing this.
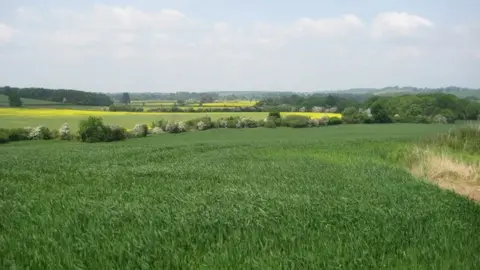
[164,121,187,133]
[7,128,30,141]
[308,118,320,127]
[268,111,281,119]
[78,117,127,143]
[236,118,258,128]
[105,125,128,142]
[0,129,9,144]
[185,117,213,131]
[218,116,240,128]
[131,124,148,137]
[78,117,106,143]
[29,126,52,140]
[264,120,277,128]
[151,127,164,134]
[328,117,343,126]
[282,115,310,128]
[59,123,71,140]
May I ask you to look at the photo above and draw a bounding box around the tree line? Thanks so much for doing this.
[0,86,113,106]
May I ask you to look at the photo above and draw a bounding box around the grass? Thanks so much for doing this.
[1,124,480,269]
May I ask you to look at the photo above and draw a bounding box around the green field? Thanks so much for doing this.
[0,110,268,131]
[1,124,479,269]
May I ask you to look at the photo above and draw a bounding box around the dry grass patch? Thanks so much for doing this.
[407,146,480,201]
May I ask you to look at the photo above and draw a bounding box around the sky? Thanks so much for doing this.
[0,0,479,92]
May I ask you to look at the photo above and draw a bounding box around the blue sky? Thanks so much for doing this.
[0,0,479,92]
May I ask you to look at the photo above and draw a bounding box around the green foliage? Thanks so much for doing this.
[6,128,30,141]
[185,117,213,131]
[131,124,149,137]
[328,117,343,125]
[264,119,277,128]
[0,129,10,143]
[371,102,392,123]
[0,86,113,106]
[78,117,126,143]
[120,92,131,105]
[282,115,310,128]
[268,111,281,119]
[258,93,364,112]
[6,89,23,107]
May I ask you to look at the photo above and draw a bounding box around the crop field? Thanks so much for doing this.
[0,108,341,131]
[129,100,257,108]
[1,124,479,269]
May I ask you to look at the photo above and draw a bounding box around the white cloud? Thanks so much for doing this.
[0,5,479,91]
[16,7,43,23]
[371,12,433,38]
[294,14,364,38]
[0,24,14,43]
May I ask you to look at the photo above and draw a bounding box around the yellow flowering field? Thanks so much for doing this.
[283,112,343,119]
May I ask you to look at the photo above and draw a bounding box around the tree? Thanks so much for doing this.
[120,92,131,105]
[371,102,392,123]
[176,100,186,106]
[6,89,22,107]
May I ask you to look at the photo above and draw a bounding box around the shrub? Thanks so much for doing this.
[131,124,148,137]
[217,116,240,128]
[432,114,448,124]
[282,115,310,128]
[104,125,128,142]
[153,119,168,130]
[29,126,52,140]
[151,127,164,134]
[0,129,9,144]
[59,123,71,140]
[78,117,126,143]
[185,117,213,131]
[7,128,30,141]
[264,120,277,128]
[165,121,187,133]
[236,118,258,128]
[308,118,320,127]
[268,111,281,119]
[328,117,343,126]
[78,117,107,143]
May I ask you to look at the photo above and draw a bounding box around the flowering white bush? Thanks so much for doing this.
[29,126,51,140]
[320,114,329,126]
[299,107,306,112]
[197,121,207,131]
[433,114,448,124]
[236,117,257,128]
[219,120,228,128]
[151,127,164,134]
[165,121,187,133]
[132,124,148,137]
[312,106,324,112]
[59,123,70,140]
[308,118,320,127]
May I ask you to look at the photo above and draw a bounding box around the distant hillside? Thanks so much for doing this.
[0,94,63,107]
[337,86,480,99]
[0,86,113,106]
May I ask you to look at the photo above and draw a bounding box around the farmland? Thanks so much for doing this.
[0,108,341,131]
[1,124,480,269]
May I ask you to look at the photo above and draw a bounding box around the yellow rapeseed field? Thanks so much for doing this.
[283,112,343,119]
